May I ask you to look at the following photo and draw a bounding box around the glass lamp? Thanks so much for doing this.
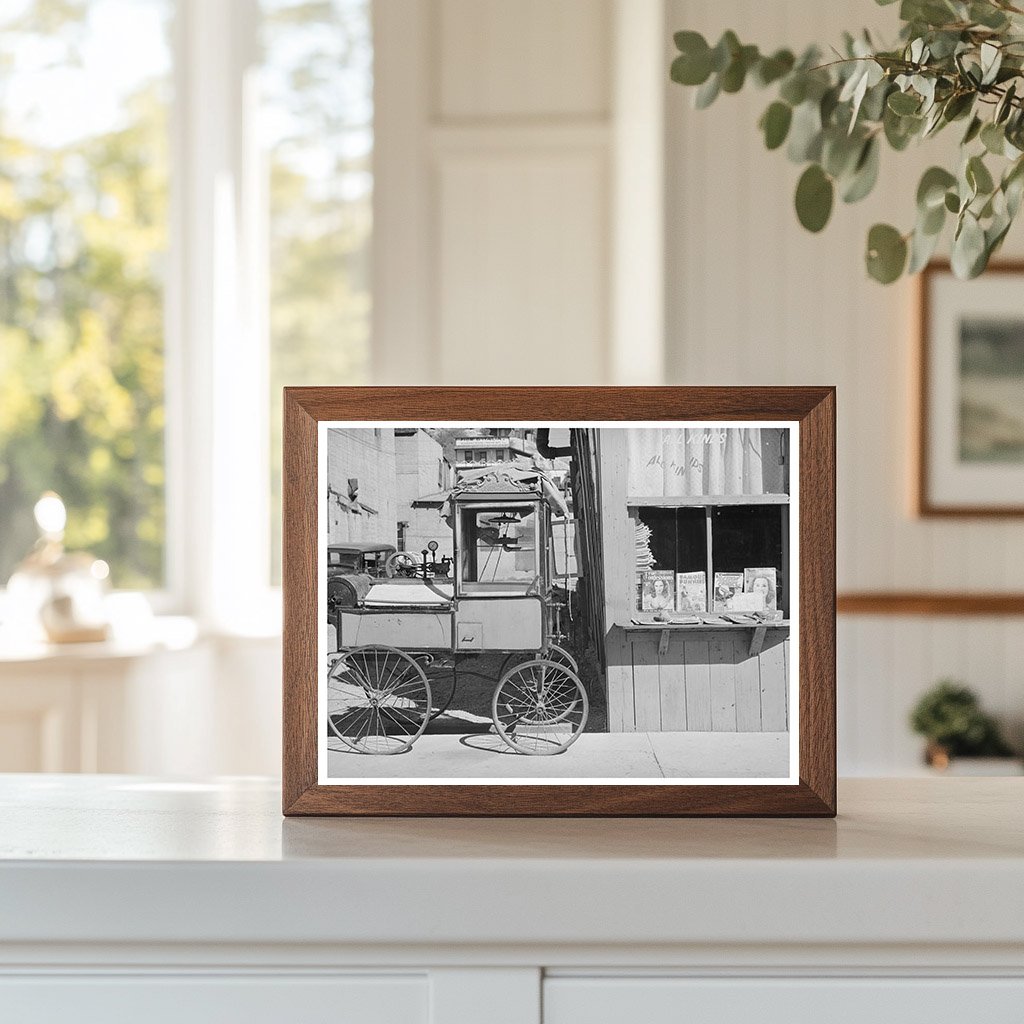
[5,493,110,644]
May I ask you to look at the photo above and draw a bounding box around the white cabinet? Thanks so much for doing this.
[0,975,428,1024]
[1,777,1023,1024]
[545,977,1024,1024]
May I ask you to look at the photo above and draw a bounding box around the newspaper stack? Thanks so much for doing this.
[634,519,656,572]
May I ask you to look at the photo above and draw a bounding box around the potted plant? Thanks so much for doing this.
[909,680,1019,771]
[670,0,1024,283]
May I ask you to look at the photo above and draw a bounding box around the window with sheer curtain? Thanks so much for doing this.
[0,0,372,608]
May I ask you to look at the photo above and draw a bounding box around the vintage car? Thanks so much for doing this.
[327,541,397,579]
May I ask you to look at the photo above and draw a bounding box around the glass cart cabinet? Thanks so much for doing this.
[595,428,791,734]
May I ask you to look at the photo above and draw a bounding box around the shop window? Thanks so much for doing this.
[633,502,789,616]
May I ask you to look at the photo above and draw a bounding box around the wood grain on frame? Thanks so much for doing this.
[838,592,1024,616]
[282,387,837,817]
[916,261,1024,518]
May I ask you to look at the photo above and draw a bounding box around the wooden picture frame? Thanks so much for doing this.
[917,260,1024,517]
[283,387,836,816]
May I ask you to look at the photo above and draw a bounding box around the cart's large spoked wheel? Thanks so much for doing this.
[492,659,589,755]
[327,646,431,754]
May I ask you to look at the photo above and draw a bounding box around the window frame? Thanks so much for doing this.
[165,0,277,631]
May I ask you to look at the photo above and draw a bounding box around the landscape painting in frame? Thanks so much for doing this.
[920,263,1024,515]
[317,421,799,786]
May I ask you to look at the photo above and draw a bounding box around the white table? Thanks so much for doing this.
[1,776,1023,1023]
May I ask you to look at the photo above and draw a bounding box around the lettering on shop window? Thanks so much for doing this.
[645,431,728,476]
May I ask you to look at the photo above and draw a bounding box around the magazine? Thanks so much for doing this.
[675,570,707,613]
[640,570,675,612]
[713,571,744,611]
[743,567,778,612]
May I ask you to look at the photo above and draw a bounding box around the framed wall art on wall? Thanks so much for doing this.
[918,262,1024,517]
[282,387,836,816]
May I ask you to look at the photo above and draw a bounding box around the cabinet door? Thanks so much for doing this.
[544,977,1024,1024]
[0,974,427,1024]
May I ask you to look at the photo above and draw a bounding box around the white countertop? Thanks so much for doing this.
[1,775,1022,953]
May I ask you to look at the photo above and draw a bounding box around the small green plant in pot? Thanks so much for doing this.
[909,679,1015,768]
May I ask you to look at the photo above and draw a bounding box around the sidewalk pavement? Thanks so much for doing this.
[326,730,790,780]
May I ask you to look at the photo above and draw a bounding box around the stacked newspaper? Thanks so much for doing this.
[634,519,656,573]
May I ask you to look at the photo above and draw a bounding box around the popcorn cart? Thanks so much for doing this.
[326,469,588,756]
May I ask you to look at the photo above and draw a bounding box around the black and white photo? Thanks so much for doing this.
[318,422,798,785]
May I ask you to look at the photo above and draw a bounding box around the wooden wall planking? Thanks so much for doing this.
[683,639,712,731]
[665,0,1024,772]
[660,655,688,731]
[709,638,737,732]
[631,639,663,732]
[759,640,788,733]
[735,649,762,732]
[610,631,788,734]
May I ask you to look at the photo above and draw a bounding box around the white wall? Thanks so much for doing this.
[664,0,1024,772]
[373,0,659,386]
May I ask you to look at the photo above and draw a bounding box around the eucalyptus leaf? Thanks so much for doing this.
[721,44,758,92]
[671,45,712,87]
[970,2,1009,29]
[951,212,986,278]
[754,49,795,87]
[981,121,1006,155]
[866,223,908,283]
[842,137,881,203]
[921,200,946,235]
[996,82,1017,124]
[888,90,921,115]
[787,101,823,162]
[917,166,957,210]
[1006,172,1024,218]
[861,80,892,122]
[822,128,863,178]
[779,74,807,106]
[967,154,995,195]
[980,42,1003,86]
[760,101,793,150]
[694,73,721,109]
[884,106,922,149]
[942,92,974,122]
[962,115,983,145]
[908,221,943,273]
[710,31,740,73]
[795,164,834,232]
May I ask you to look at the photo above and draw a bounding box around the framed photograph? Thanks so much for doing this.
[918,261,1024,516]
[283,387,836,816]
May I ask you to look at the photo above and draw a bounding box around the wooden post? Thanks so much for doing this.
[599,428,635,731]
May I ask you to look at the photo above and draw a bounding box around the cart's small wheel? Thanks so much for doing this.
[492,659,589,755]
[327,645,431,754]
[545,642,579,675]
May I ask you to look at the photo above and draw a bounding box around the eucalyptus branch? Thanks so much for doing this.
[670,0,1024,283]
